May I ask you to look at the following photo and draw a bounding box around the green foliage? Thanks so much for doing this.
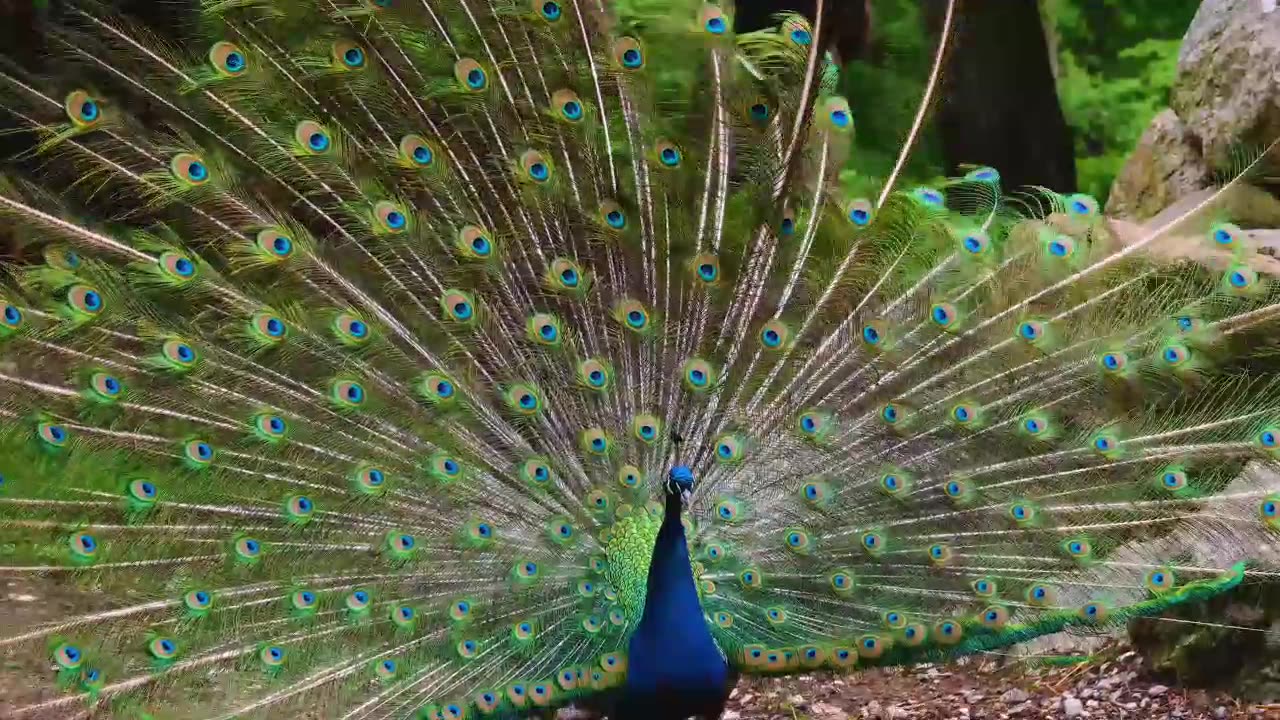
[837,0,946,196]
[1044,0,1200,202]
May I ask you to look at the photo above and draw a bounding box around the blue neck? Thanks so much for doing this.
[624,492,729,698]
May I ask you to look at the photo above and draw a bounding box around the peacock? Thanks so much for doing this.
[2,1,1280,718]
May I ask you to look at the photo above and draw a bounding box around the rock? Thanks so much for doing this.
[1216,707,1229,719]
[1173,0,1280,164]
[1062,697,1085,718]
[1105,108,1212,221]
[722,712,742,720]
[1109,0,1280,225]
[788,694,806,706]
[808,702,845,720]
[965,692,985,703]
[999,689,1030,704]
[739,694,752,705]
[1148,685,1169,697]
[863,700,883,719]
[885,707,909,720]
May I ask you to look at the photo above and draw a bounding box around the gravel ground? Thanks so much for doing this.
[722,644,1279,720]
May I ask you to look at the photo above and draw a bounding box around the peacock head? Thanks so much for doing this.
[666,465,695,503]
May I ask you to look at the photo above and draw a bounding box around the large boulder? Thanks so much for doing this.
[1107,0,1280,223]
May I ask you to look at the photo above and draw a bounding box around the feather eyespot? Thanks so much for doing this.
[829,570,854,595]
[183,439,215,468]
[613,37,644,70]
[1066,193,1099,217]
[713,434,745,463]
[653,139,682,168]
[417,373,457,406]
[911,186,945,208]
[390,603,416,627]
[87,371,123,402]
[783,17,812,46]
[250,310,288,345]
[759,319,790,349]
[980,606,1009,629]
[1063,537,1092,561]
[960,230,991,255]
[127,478,159,505]
[1159,467,1188,491]
[550,89,584,122]
[689,255,720,286]
[1046,234,1075,258]
[929,302,957,328]
[617,464,642,489]
[345,590,372,613]
[210,41,247,75]
[0,301,22,333]
[184,589,212,613]
[681,357,717,391]
[259,645,286,667]
[519,149,552,183]
[373,200,409,234]
[331,312,371,346]
[823,97,853,132]
[506,384,543,416]
[879,471,908,495]
[290,590,317,612]
[614,299,651,332]
[233,536,262,563]
[333,41,366,69]
[580,427,611,455]
[577,358,612,391]
[53,643,83,670]
[1210,222,1243,248]
[398,134,436,168]
[927,542,952,565]
[170,153,210,185]
[783,529,812,554]
[632,413,661,443]
[527,313,563,346]
[84,672,111,695]
[1225,264,1259,293]
[1145,567,1175,594]
[534,0,563,21]
[158,252,197,283]
[699,5,729,34]
[440,290,478,324]
[67,285,104,317]
[330,379,367,409]
[454,58,488,90]
[521,457,552,486]
[1026,584,1057,607]
[284,495,314,523]
[254,228,295,261]
[294,120,332,155]
[348,461,381,497]
[857,635,885,659]
[159,339,198,372]
[149,637,179,661]
[68,532,98,561]
[64,90,102,129]
[845,198,873,226]
[600,201,628,230]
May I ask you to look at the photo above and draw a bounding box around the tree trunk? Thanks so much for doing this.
[924,0,1077,192]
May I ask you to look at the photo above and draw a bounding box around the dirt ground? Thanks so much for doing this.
[724,645,1280,720]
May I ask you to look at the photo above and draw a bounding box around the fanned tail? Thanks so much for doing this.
[0,2,1277,719]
